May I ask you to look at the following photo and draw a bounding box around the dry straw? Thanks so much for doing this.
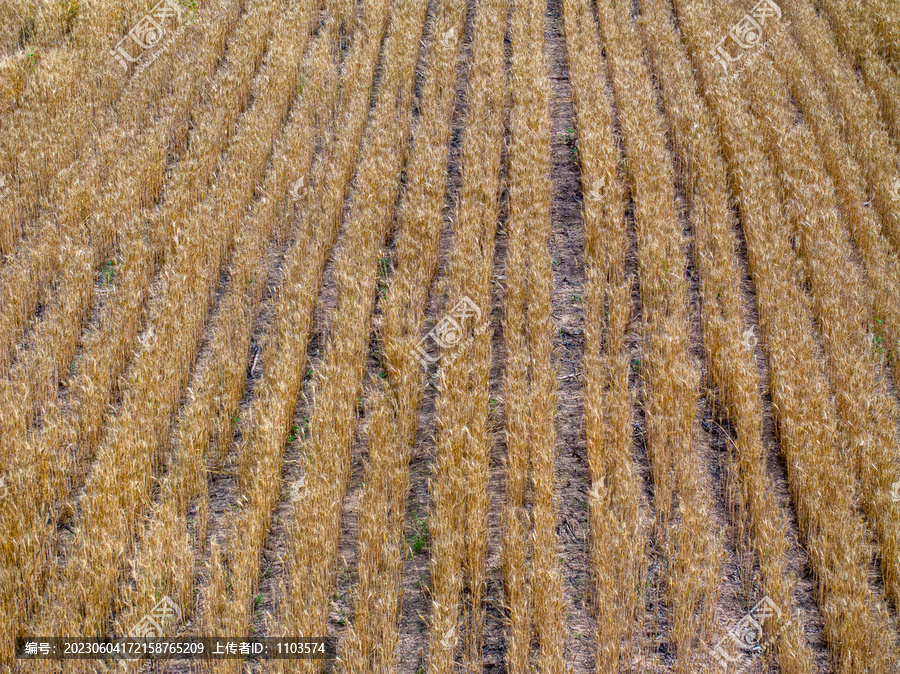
[745,47,900,635]
[637,0,814,670]
[671,0,899,667]
[816,0,900,143]
[778,0,900,257]
[595,0,725,669]
[0,0,208,360]
[192,0,397,667]
[559,0,646,668]
[0,0,243,449]
[865,0,900,66]
[0,0,162,253]
[336,0,467,668]
[272,0,426,660]
[0,0,245,659]
[762,24,900,390]
[23,0,317,668]
[501,0,566,669]
[425,0,507,670]
[112,5,336,661]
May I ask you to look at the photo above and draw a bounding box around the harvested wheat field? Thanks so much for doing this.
[2,0,900,671]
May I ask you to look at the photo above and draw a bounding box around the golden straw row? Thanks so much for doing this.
[671,0,898,667]
[501,152,532,671]
[425,0,507,669]
[0,0,191,254]
[0,0,140,118]
[636,1,814,671]
[270,2,428,667]
[778,0,900,258]
[596,0,724,669]
[501,0,566,668]
[866,0,900,66]
[336,0,467,668]
[194,0,394,660]
[744,49,900,624]
[329,0,358,33]
[0,0,124,54]
[111,11,343,659]
[0,0,202,374]
[753,0,900,599]
[761,16,900,390]
[0,0,269,599]
[0,0,240,384]
[0,0,246,659]
[0,0,266,458]
[559,0,644,667]
[0,0,159,100]
[0,0,89,72]
[0,0,145,166]
[816,0,900,143]
[0,0,260,500]
[0,0,204,257]
[24,0,315,663]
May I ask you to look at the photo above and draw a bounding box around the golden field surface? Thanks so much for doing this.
[1,0,900,671]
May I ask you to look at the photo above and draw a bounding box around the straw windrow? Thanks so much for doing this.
[271,1,429,666]
[194,1,398,663]
[763,25,900,389]
[744,47,900,628]
[501,0,566,668]
[559,0,644,667]
[426,0,507,669]
[816,0,900,143]
[337,0,468,669]
[111,12,343,658]
[24,1,317,666]
[671,0,899,667]
[595,0,725,668]
[637,1,815,670]
[778,0,900,257]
